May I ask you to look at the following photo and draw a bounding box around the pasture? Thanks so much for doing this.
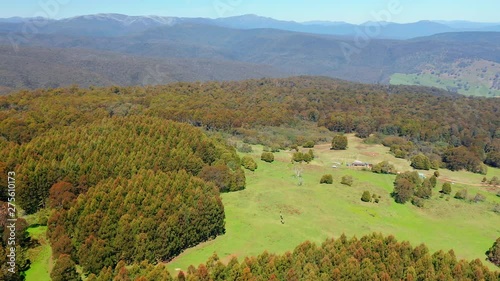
[166,135,500,272]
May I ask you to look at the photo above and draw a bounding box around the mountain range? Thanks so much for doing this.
[1,14,499,39]
[0,14,499,95]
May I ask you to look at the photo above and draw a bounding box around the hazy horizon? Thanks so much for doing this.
[0,0,499,24]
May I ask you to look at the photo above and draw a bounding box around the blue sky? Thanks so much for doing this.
[0,0,499,23]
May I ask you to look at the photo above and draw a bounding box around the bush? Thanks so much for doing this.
[429,175,437,188]
[303,140,315,148]
[292,152,303,162]
[411,197,425,208]
[261,152,275,163]
[441,182,452,195]
[307,149,315,160]
[411,154,431,170]
[303,152,313,163]
[493,204,500,214]
[238,143,253,153]
[472,193,486,203]
[341,175,353,186]
[241,156,257,171]
[331,135,348,150]
[372,161,396,174]
[361,191,371,202]
[433,171,440,178]
[489,176,500,186]
[320,174,333,184]
[393,171,421,204]
[454,189,468,200]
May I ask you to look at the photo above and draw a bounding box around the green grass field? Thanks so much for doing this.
[166,135,500,273]
[25,226,52,281]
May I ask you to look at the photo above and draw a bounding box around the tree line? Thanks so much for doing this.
[0,77,498,173]
[86,233,499,280]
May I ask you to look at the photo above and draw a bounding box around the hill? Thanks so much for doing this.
[0,45,287,94]
[1,18,499,94]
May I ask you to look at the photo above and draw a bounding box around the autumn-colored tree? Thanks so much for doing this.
[51,254,81,281]
[49,181,77,210]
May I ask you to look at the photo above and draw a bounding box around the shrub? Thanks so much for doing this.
[411,154,431,170]
[261,152,275,163]
[341,175,353,186]
[433,171,440,178]
[331,135,348,150]
[307,149,315,160]
[441,182,452,195]
[241,156,257,171]
[238,143,253,153]
[411,197,425,208]
[292,152,303,163]
[493,204,500,214]
[489,176,500,186]
[372,161,396,174]
[320,174,333,184]
[454,189,468,200]
[361,191,371,202]
[429,175,437,188]
[303,140,315,148]
[472,193,486,203]
[393,171,421,204]
[303,152,313,163]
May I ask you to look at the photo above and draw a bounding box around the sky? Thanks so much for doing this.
[0,0,499,23]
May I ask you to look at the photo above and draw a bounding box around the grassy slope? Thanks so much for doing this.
[166,135,500,272]
[25,226,52,281]
[390,59,500,97]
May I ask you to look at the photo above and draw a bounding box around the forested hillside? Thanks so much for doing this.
[1,19,499,93]
[1,77,498,173]
[0,77,499,279]
[0,116,244,279]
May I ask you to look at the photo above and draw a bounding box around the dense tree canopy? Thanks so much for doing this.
[170,233,499,281]
[1,116,244,214]
[1,77,497,174]
[49,170,225,274]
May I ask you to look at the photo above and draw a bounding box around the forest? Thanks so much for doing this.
[0,76,499,279]
[0,77,499,172]
[78,233,500,281]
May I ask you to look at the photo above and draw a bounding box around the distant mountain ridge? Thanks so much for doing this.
[1,13,500,39]
[0,13,499,95]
